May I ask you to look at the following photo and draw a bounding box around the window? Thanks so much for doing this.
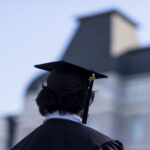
[131,117,144,143]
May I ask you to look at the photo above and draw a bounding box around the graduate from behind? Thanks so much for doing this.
[11,61,124,150]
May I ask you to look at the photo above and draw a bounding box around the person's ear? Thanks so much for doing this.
[78,109,84,118]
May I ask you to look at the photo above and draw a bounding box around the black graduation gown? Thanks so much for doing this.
[11,119,124,150]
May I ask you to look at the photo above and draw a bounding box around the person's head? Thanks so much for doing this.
[35,68,94,116]
[34,61,107,122]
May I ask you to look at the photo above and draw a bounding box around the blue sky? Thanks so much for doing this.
[0,0,150,116]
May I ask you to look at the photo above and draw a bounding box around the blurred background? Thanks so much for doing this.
[0,0,150,150]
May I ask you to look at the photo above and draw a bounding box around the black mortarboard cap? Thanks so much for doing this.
[34,61,107,124]
[34,61,107,79]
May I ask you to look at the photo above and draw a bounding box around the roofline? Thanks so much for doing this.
[122,46,150,56]
[78,9,138,27]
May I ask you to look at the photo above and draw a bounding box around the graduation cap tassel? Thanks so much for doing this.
[82,73,96,124]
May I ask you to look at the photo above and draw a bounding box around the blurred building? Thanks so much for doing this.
[0,118,6,150]
[1,10,150,150]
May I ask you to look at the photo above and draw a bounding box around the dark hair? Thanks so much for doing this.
[35,85,92,116]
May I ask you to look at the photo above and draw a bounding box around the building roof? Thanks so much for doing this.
[62,10,140,75]
[63,9,149,77]
[79,10,137,27]
[116,47,150,75]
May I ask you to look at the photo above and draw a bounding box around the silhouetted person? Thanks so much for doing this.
[11,61,124,150]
